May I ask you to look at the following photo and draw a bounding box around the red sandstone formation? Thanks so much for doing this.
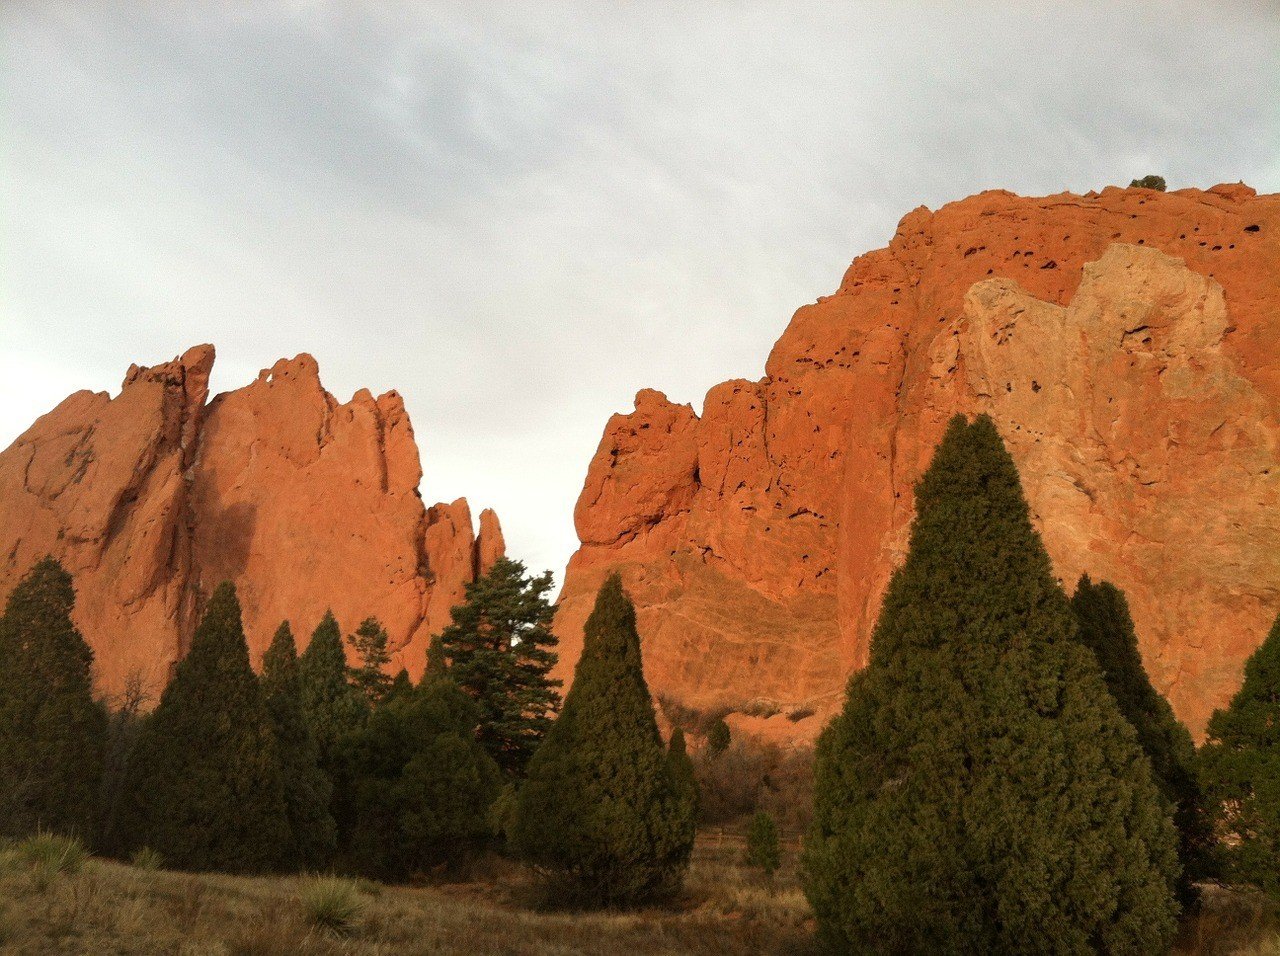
[0,348,502,698]
[558,183,1280,741]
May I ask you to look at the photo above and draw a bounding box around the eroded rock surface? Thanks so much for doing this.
[559,184,1280,740]
[0,349,502,698]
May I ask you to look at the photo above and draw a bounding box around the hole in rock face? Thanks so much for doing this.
[1245,224,1261,232]
[1031,381,1041,393]
[1041,260,1057,269]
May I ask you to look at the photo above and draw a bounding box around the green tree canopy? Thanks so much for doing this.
[1072,575,1212,900]
[261,621,336,871]
[436,557,561,777]
[118,582,290,872]
[512,575,695,906]
[345,675,500,880]
[1199,611,1280,896]
[0,557,106,841]
[298,610,366,762]
[803,415,1180,953]
[347,616,393,705]
[1129,175,1167,191]
[666,726,700,825]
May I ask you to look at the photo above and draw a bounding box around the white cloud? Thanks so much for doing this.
[1,0,1277,579]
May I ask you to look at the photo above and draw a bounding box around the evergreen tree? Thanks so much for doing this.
[804,416,1180,953]
[347,617,393,705]
[437,557,561,777]
[746,810,781,876]
[386,667,414,703]
[0,557,106,841]
[706,716,731,756]
[345,675,500,880]
[512,575,696,906]
[1199,611,1280,896]
[261,621,336,871]
[667,726,700,823]
[298,610,366,762]
[1072,575,1212,901]
[118,582,290,873]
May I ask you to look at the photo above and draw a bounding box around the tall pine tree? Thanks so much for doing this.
[0,558,106,841]
[1072,575,1212,901]
[437,557,561,777]
[118,582,290,872]
[512,575,695,905]
[347,617,393,705]
[261,621,337,871]
[1199,610,1280,896]
[804,415,1180,953]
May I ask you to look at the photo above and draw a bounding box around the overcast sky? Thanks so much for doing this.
[2,2,1277,581]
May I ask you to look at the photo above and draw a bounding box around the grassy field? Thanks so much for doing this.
[2,833,1278,955]
[0,835,817,955]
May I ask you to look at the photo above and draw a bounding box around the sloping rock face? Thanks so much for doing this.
[559,184,1280,740]
[0,349,503,699]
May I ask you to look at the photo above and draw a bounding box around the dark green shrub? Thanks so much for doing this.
[1129,175,1167,191]
[746,810,781,876]
[345,676,500,880]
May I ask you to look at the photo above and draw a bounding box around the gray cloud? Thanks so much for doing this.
[2,0,1277,579]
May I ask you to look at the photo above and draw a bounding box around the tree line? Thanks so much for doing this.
[6,414,1280,946]
[0,556,698,901]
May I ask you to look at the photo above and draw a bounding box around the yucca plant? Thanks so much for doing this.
[299,876,365,936]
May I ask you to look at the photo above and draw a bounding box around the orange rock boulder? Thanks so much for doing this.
[558,184,1280,741]
[0,348,503,699]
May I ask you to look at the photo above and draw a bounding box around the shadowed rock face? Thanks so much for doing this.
[0,348,502,700]
[559,183,1280,742]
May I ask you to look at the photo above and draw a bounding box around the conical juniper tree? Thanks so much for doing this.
[119,582,290,872]
[298,610,367,762]
[666,726,700,824]
[345,674,500,880]
[1199,611,1280,896]
[1072,575,1212,901]
[261,621,336,871]
[512,575,695,906]
[436,557,561,777]
[803,415,1180,954]
[0,557,106,842]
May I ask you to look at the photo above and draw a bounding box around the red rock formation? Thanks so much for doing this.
[559,183,1280,741]
[0,349,502,699]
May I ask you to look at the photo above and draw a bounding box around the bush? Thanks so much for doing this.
[1129,175,1167,191]
[299,876,365,936]
[746,811,781,876]
[693,739,814,831]
[706,717,731,755]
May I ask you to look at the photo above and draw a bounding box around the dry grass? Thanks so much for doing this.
[5,834,1271,955]
[0,836,818,955]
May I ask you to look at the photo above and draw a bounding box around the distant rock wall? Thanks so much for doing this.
[558,183,1280,741]
[0,347,502,699]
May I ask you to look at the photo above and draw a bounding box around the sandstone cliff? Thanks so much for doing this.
[558,183,1280,741]
[0,348,502,698]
